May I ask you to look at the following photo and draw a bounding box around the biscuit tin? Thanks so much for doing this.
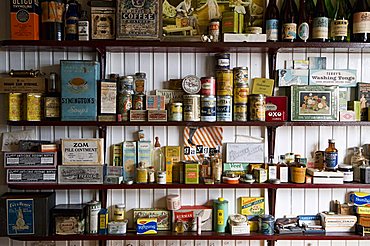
[51,204,86,235]
[133,208,170,231]
[137,218,158,234]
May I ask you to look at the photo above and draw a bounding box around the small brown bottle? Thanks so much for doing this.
[325,139,338,171]
[43,72,60,121]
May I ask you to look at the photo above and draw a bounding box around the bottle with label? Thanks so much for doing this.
[312,0,329,41]
[280,0,298,42]
[267,156,277,180]
[213,197,228,233]
[324,139,338,171]
[277,155,289,183]
[40,0,65,40]
[44,72,60,121]
[297,0,313,42]
[351,146,366,182]
[332,0,349,42]
[153,136,165,173]
[65,0,80,40]
[265,0,280,42]
[351,0,370,42]
[78,10,89,41]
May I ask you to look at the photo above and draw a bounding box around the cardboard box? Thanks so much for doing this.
[172,206,213,231]
[137,141,152,168]
[130,110,147,122]
[7,169,57,184]
[222,12,243,33]
[265,96,288,122]
[58,165,104,184]
[61,138,104,165]
[122,141,137,180]
[133,209,170,231]
[185,163,199,184]
[10,1,39,40]
[240,197,265,216]
[0,77,45,93]
[4,152,57,168]
[146,95,165,110]
[154,89,184,104]
[137,218,157,234]
[340,110,356,121]
[148,110,167,122]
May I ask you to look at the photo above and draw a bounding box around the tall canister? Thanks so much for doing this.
[213,197,228,233]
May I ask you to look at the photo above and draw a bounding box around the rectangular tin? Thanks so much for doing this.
[91,0,116,39]
[7,169,57,184]
[172,206,213,231]
[136,218,157,234]
[51,204,86,235]
[133,208,170,231]
[61,138,104,165]
[0,77,45,93]
[4,152,57,168]
[148,110,167,122]
[146,95,165,110]
[58,165,104,184]
[185,163,199,184]
[239,197,265,216]
[155,89,184,104]
[130,110,147,121]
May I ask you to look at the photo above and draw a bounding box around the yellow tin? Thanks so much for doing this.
[25,93,42,121]
[216,69,233,96]
[8,93,22,121]
[136,167,148,184]
[234,86,249,104]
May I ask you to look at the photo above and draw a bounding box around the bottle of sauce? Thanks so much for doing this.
[325,139,338,171]
[65,0,80,40]
[265,0,280,42]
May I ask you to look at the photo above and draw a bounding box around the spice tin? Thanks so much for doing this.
[209,19,220,42]
[119,76,134,93]
[216,70,233,96]
[118,92,132,121]
[133,93,145,110]
[234,104,248,121]
[234,85,250,104]
[215,53,230,70]
[91,0,116,39]
[157,171,167,184]
[8,93,22,121]
[169,102,183,121]
[213,197,228,233]
[183,94,200,121]
[217,96,233,122]
[25,93,42,121]
[86,201,101,234]
[259,215,274,235]
[248,94,266,121]
[98,208,108,235]
[233,67,249,85]
[113,204,126,221]
[136,167,148,183]
[201,96,216,122]
[201,77,216,96]
[166,194,181,210]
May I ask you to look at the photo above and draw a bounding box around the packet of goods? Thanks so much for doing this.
[349,192,370,206]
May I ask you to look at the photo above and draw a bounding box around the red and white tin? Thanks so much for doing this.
[201,77,216,96]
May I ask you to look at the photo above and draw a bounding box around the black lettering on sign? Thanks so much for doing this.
[184,147,190,155]
[196,145,203,154]
[209,148,216,156]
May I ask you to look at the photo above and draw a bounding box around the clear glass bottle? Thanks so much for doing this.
[153,136,165,172]
[277,155,289,183]
[352,146,366,182]
[267,156,277,180]
[324,139,338,171]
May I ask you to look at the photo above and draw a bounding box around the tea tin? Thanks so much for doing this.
[201,96,216,122]
[248,94,266,121]
[217,96,232,122]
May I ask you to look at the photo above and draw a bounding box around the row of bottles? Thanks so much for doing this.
[265,0,370,42]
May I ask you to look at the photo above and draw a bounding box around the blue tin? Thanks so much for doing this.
[259,214,274,235]
[216,96,232,122]
[213,197,228,233]
[61,60,100,121]
[98,208,108,235]
[7,199,34,235]
[201,96,216,122]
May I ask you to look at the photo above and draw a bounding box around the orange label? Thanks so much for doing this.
[11,12,39,40]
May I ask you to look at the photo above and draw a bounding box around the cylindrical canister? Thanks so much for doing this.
[169,102,183,121]
[133,93,145,110]
[215,53,230,70]
[183,94,200,121]
[259,215,275,235]
[8,93,22,121]
[200,77,216,96]
[136,167,148,183]
[98,208,108,235]
[201,96,216,122]
[213,197,228,233]
[166,194,181,210]
[217,96,232,122]
[234,84,249,104]
[86,201,102,234]
[233,67,249,85]
[216,69,233,96]
[118,92,132,121]
[157,171,167,184]
[234,104,248,122]
[248,94,266,121]
[26,93,42,121]
[113,204,126,222]
[209,19,220,42]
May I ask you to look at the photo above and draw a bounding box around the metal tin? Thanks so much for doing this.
[91,1,116,39]
[119,76,134,93]
[234,85,249,104]
[215,53,230,70]
[234,104,248,121]
[8,93,22,121]
[248,94,266,121]
[209,19,220,42]
[183,94,200,121]
[216,70,233,96]
[233,67,249,85]
[98,208,108,235]
[26,93,42,121]
[118,92,132,121]
[108,220,128,234]
[201,96,216,122]
[259,215,274,235]
[213,197,228,233]
[201,77,216,96]
[136,167,148,183]
[157,171,167,184]
[217,96,233,122]
[169,102,183,122]
[86,201,101,234]
[133,93,145,110]
[113,204,126,221]
[135,72,146,94]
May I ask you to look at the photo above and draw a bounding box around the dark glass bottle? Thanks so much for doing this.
[265,0,280,42]
[78,10,89,41]
[40,0,65,40]
[65,0,79,40]
[44,73,60,120]
[312,0,329,41]
[352,0,370,42]
[281,0,299,42]
[298,0,311,42]
[332,0,349,42]
[325,0,335,40]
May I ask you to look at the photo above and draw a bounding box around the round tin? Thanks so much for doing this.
[201,77,216,96]
[113,204,126,221]
[182,75,201,94]
[216,69,233,96]
[26,93,42,121]
[183,94,200,121]
[86,201,102,234]
[8,93,22,121]
[119,75,134,93]
[215,53,230,70]
[234,85,249,104]
[118,92,132,121]
[217,96,233,122]
[259,215,275,235]
[248,94,266,121]
[234,104,248,121]
[169,102,183,121]
[233,67,249,85]
[209,19,220,42]
[166,194,181,210]
[201,96,216,122]
[133,93,145,110]
[157,171,167,184]
[136,167,148,183]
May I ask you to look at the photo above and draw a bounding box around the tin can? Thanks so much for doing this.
[201,96,216,122]
[166,194,181,210]
[234,85,249,104]
[136,167,148,183]
[113,204,126,222]
[215,53,230,70]
[169,102,183,121]
[135,72,146,94]
[119,76,134,93]
[133,93,145,110]
[86,201,102,234]
[217,96,232,122]
[183,94,200,121]
[98,208,108,235]
[209,19,220,42]
[233,67,249,85]
[259,215,275,235]
[213,197,228,233]
[248,94,266,121]
[8,93,22,121]
[26,93,42,121]
[118,92,132,121]
[157,171,167,184]
[201,77,216,96]
[234,104,248,121]
[216,70,233,96]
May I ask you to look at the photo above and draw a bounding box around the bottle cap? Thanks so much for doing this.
[329,139,335,143]
[218,197,224,202]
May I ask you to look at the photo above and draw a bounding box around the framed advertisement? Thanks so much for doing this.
[291,85,339,121]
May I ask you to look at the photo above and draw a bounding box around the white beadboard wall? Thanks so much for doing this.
[0,1,370,246]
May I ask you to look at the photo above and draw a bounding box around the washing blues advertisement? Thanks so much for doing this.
[7,199,34,235]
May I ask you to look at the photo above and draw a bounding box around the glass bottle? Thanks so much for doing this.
[211,152,222,183]
[352,0,370,42]
[267,156,277,180]
[297,0,312,42]
[324,139,338,171]
[325,0,335,41]
[312,0,329,42]
[65,0,80,40]
[153,136,165,172]
[43,72,60,120]
[78,10,89,41]
[332,0,349,42]
[280,0,299,42]
[40,0,65,40]
[265,0,280,42]
[277,155,289,183]
[351,146,366,182]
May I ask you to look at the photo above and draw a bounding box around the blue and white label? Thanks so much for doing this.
[313,17,329,39]
[325,152,338,169]
[266,19,279,41]
[298,22,309,41]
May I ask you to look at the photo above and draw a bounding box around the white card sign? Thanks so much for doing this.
[226,143,265,163]
[309,69,357,87]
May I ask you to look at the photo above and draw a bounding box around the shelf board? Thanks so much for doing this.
[273,232,370,240]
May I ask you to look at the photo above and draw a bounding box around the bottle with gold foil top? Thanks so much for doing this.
[44,72,60,120]
[325,139,338,171]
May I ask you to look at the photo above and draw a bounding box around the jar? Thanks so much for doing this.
[339,164,353,183]
[259,215,274,235]
[113,204,126,221]
[166,194,181,210]
[135,72,146,94]
[290,165,307,183]
[157,171,166,184]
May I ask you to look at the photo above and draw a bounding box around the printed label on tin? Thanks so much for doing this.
[7,199,34,235]
[266,19,279,41]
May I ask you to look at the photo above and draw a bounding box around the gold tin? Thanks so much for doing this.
[234,104,248,122]
[234,85,250,104]
[216,69,233,96]
[8,93,22,121]
[183,94,200,121]
[233,67,249,85]
[25,93,42,121]
[136,167,148,184]
[248,94,266,121]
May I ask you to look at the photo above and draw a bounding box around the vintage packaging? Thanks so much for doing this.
[223,163,249,176]
[122,141,137,180]
[356,206,370,215]
[61,138,104,165]
[105,166,123,177]
[319,213,357,229]
[358,214,370,227]
[25,93,42,121]
[8,93,22,121]
[111,144,122,166]
[225,143,264,163]
[148,110,167,122]
[60,60,100,121]
[104,175,124,184]
[91,0,116,39]
[137,141,152,168]
[99,80,117,115]
[58,165,104,184]
[340,110,356,121]
[339,87,350,111]
[347,101,361,121]
[265,96,288,122]
[223,33,267,42]
[278,69,309,87]
[146,95,165,110]
[0,192,55,236]
[309,57,327,69]
[98,115,116,121]
[19,140,51,152]
[130,110,147,122]
[253,168,267,183]
[133,208,170,231]
[172,206,213,231]
[10,1,39,40]
[230,223,250,235]
[4,152,57,168]
[239,197,265,216]
[117,0,161,40]
[309,69,357,87]
[51,204,86,235]
[154,89,184,104]
[40,144,58,152]
[185,163,199,184]
[7,169,57,184]
[0,77,45,93]
[293,60,309,69]
[251,78,274,96]
[137,218,157,234]
[164,146,181,183]
[222,11,244,34]
[349,192,370,206]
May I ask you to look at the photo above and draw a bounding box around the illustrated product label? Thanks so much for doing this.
[325,152,338,169]
[266,19,279,41]
[313,17,329,39]
[7,199,34,235]
[78,21,89,40]
[44,97,60,118]
[100,82,117,114]
[41,1,64,23]
[298,22,309,41]
[66,22,77,35]
[333,19,348,37]
[268,166,277,180]
[353,12,370,33]
[282,23,297,40]
[217,209,224,225]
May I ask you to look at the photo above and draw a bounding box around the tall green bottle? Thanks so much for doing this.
[312,0,329,42]
[332,0,350,41]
